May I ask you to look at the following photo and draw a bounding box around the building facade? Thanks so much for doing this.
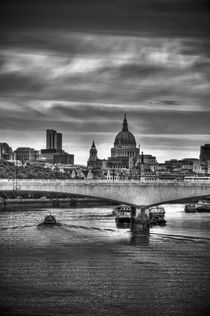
[0,143,13,160]
[53,153,74,165]
[15,147,38,163]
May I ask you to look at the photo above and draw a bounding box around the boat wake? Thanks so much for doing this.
[61,223,115,232]
[1,223,115,233]
[77,214,113,219]
[151,232,210,243]
[0,224,36,231]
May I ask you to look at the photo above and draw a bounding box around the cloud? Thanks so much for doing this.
[0,34,209,107]
[1,0,209,38]
[0,1,210,164]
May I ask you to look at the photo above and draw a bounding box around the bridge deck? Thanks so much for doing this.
[1,179,210,207]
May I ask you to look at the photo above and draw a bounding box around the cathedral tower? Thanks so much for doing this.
[87,141,101,169]
[89,140,98,162]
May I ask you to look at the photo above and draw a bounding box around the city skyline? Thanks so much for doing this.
[0,116,207,165]
[0,0,210,165]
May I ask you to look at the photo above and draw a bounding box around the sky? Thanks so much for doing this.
[0,0,210,164]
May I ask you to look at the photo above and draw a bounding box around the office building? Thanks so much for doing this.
[46,129,62,150]
[200,144,210,163]
[41,129,74,164]
[56,133,62,150]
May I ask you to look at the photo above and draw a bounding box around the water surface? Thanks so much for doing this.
[0,204,210,315]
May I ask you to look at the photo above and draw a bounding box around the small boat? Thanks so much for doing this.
[185,203,197,213]
[196,200,210,212]
[114,205,131,228]
[43,213,57,225]
[149,206,167,225]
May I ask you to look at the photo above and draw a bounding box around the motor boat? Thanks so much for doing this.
[37,213,60,227]
[43,213,57,225]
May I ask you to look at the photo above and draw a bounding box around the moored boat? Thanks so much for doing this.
[196,200,210,212]
[149,206,167,225]
[114,204,131,227]
[113,204,131,215]
[184,203,197,213]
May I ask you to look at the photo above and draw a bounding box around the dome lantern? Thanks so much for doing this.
[122,113,128,132]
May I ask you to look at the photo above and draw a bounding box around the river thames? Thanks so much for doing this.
[0,204,210,316]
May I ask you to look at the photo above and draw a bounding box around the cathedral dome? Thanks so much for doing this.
[114,114,136,147]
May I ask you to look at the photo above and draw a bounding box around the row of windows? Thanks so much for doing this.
[184,176,210,181]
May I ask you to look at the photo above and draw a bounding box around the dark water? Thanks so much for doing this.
[0,204,210,316]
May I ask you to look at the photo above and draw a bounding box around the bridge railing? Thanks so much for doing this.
[0,178,189,185]
[1,178,210,185]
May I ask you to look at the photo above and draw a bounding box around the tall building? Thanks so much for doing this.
[46,129,62,150]
[41,129,74,164]
[200,144,210,162]
[42,129,63,162]
[56,133,62,150]
[108,114,139,169]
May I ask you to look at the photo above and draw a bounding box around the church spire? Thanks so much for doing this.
[91,140,96,149]
[122,113,128,132]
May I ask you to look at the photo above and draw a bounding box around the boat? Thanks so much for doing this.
[113,204,131,215]
[196,200,210,212]
[114,205,131,227]
[43,213,57,225]
[184,203,197,213]
[149,206,167,225]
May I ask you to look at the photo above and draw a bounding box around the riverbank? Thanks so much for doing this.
[0,197,115,210]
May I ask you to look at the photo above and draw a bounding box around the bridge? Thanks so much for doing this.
[0,179,210,208]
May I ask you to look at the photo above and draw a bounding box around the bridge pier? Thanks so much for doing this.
[130,205,150,233]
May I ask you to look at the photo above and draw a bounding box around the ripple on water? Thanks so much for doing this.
[0,206,210,315]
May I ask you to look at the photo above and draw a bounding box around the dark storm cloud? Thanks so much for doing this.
[0,0,209,163]
[1,0,209,37]
[1,37,209,105]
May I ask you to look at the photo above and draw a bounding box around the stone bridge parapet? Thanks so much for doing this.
[0,179,210,207]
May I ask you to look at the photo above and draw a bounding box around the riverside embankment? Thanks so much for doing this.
[0,197,115,210]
